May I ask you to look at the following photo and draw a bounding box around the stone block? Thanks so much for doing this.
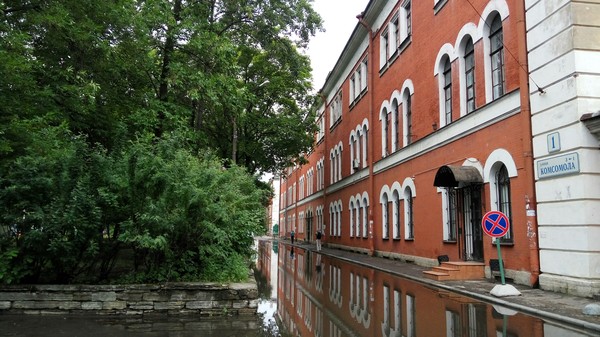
[154,301,184,310]
[216,290,238,300]
[73,293,92,301]
[0,301,11,310]
[92,292,116,302]
[58,301,81,310]
[117,292,142,301]
[102,301,126,310]
[248,299,260,309]
[128,301,154,310]
[82,302,103,310]
[211,300,231,309]
[186,301,212,309]
[169,291,186,301]
[186,291,214,301]
[13,301,59,309]
[142,292,169,302]
[232,300,249,309]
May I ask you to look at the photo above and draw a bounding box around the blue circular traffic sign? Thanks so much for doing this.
[481,211,510,238]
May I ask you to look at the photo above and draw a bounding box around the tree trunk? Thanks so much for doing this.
[155,0,182,139]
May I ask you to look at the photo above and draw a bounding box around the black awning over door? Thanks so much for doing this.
[433,165,483,187]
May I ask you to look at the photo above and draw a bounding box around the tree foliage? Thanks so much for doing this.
[0,0,322,283]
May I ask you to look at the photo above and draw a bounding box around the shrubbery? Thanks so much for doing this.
[0,127,268,284]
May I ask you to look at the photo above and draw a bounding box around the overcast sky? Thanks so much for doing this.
[305,0,369,92]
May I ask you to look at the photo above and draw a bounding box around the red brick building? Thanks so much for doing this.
[280,0,539,287]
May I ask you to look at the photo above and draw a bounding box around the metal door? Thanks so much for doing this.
[459,184,483,261]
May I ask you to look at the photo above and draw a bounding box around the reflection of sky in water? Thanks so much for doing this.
[256,241,278,329]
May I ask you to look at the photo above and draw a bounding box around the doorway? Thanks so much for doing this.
[457,184,483,261]
[434,165,485,262]
[306,211,313,243]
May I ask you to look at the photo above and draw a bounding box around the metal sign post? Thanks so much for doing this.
[496,238,506,285]
[482,211,520,297]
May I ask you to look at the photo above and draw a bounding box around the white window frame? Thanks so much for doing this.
[400,0,412,45]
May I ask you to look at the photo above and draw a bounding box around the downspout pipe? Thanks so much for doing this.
[357,12,377,256]
[319,92,329,246]
[516,0,540,287]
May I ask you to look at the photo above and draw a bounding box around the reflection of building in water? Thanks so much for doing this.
[279,0,600,298]
[273,243,555,337]
[349,271,371,329]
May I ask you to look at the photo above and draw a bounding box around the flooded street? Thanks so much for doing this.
[1,239,597,336]
[256,240,598,337]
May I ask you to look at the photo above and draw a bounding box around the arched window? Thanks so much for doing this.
[393,190,401,239]
[382,194,389,239]
[362,196,369,238]
[490,15,505,99]
[404,93,412,146]
[355,198,361,237]
[336,201,342,237]
[380,106,389,157]
[330,151,335,184]
[405,189,414,240]
[361,122,369,166]
[443,58,452,125]
[349,199,355,237]
[496,165,513,242]
[392,99,400,152]
[329,204,335,237]
[464,38,476,113]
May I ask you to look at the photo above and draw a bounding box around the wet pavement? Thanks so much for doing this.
[272,237,600,334]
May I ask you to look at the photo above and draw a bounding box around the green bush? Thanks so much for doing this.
[0,128,268,284]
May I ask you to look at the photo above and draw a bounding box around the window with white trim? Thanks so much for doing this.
[330,143,343,184]
[329,203,335,237]
[362,194,369,238]
[392,14,400,52]
[354,198,360,238]
[443,58,452,125]
[349,199,355,238]
[392,99,400,152]
[446,188,458,241]
[336,200,342,237]
[464,38,476,113]
[330,91,343,127]
[489,15,505,100]
[317,115,325,142]
[351,58,368,103]
[393,190,401,239]
[379,29,390,70]
[292,182,296,203]
[400,0,412,46]
[403,90,413,146]
[404,187,414,240]
[316,158,325,191]
[381,193,389,239]
[329,200,342,237]
[380,105,390,157]
[495,165,513,242]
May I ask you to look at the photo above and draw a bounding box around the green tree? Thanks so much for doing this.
[0,0,322,284]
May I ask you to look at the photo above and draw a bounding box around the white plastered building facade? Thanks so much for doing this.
[526,0,600,297]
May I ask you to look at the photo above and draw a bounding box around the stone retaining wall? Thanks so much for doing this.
[0,282,259,316]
